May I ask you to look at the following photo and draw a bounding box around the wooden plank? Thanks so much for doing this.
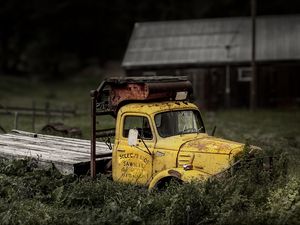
[0,134,110,155]
[8,130,112,151]
[0,136,111,162]
[0,140,93,161]
[0,149,76,174]
[0,130,113,175]
[4,132,109,148]
[0,145,111,164]
[0,145,79,164]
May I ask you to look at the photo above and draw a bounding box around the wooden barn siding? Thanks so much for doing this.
[125,62,300,109]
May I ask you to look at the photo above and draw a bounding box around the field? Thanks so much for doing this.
[0,75,299,224]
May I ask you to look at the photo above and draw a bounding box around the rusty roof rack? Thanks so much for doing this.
[92,76,192,115]
[96,76,189,88]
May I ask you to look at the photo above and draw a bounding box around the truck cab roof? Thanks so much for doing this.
[118,101,199,116]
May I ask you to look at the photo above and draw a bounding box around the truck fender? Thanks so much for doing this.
[148,168,208,189]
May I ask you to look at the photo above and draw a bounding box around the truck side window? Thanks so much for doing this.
[123,116,153,139]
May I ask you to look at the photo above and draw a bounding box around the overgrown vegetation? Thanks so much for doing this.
[0,76,299,224]
[0,145,299,225]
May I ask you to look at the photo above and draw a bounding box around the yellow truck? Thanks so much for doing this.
[90,76,257,189]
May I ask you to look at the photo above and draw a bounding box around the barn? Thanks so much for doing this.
[122,15,300,109]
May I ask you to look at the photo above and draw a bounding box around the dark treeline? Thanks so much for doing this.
[0,0,300,76]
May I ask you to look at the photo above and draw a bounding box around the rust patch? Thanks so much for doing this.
[168,170,182,178]
[109,81,192,107]
[187,141,207,150]
[185,138,237,153]
[110,84,149,106]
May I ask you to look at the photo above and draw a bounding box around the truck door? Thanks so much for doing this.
[113,114,154,185]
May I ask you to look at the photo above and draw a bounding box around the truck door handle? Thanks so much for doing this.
[117,149,125,152]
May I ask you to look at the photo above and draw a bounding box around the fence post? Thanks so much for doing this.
[32,100,36,132]
[62,105,65,121]
[73,104,77,116]
[45,102,50,123]
[14,112,19,130]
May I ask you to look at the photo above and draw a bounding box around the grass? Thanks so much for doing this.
[0,74,300,224]
[204,109,300,177]
[0,151,298,225]
[0,74,114,138]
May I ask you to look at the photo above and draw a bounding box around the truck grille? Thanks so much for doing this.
[177,153,194,167]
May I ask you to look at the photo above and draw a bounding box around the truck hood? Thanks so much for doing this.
[155,133,244,155]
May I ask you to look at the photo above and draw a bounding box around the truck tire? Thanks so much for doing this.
[154,176,182,190]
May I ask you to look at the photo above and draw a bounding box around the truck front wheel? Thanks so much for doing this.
[154,176,182,190]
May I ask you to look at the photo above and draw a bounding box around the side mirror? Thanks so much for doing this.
[128,129,138,146]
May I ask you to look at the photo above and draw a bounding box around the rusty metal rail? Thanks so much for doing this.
[91,90,97,178]
[90,88,115,178]
[0,105,77,117]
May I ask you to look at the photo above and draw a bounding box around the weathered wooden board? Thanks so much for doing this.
[0,130,112,174]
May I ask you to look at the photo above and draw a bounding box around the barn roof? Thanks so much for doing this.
[122,15,300,69]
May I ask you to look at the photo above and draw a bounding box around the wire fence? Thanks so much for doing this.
[0,101,78,132]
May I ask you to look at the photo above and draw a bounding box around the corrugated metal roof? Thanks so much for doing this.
[122,15,300,68]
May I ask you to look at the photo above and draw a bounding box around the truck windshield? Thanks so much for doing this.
[155,110,205,138]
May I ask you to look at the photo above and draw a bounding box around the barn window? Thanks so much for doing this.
[238,67,252,82]
[142,71,157,76]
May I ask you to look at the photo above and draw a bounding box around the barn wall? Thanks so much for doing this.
[125,62,300,109]
[125,68,208,108]
[257,64,300,107]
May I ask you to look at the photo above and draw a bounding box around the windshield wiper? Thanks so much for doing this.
[179,128,197,136]
[179,127,205,136]
[197,126,204,134]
